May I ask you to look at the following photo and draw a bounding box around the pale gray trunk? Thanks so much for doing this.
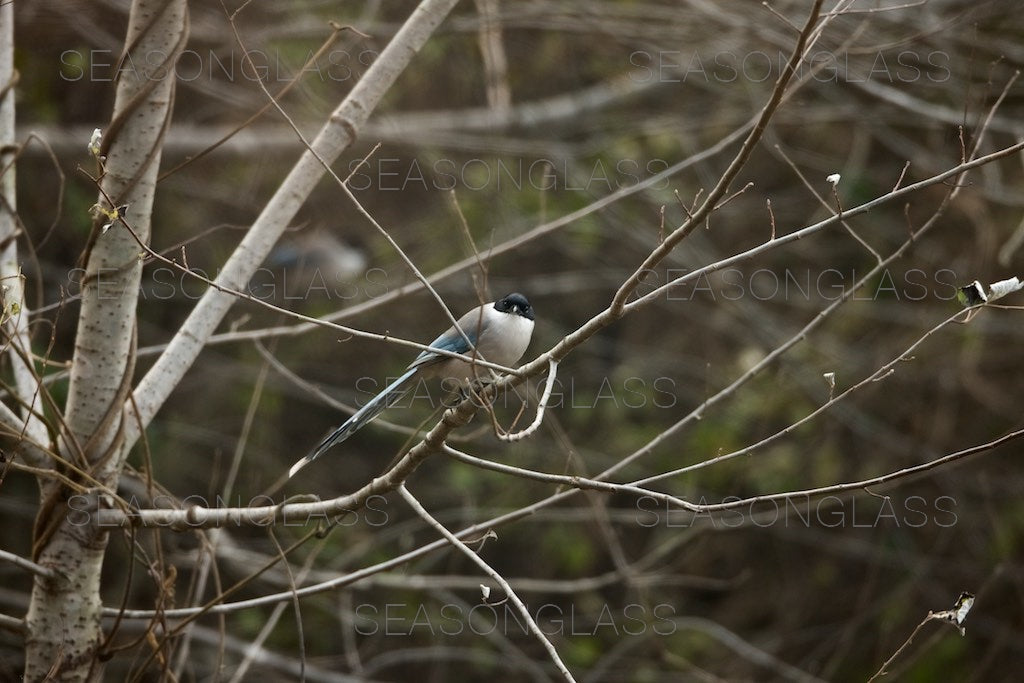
[14,0,460,676]
[22,1,188,680]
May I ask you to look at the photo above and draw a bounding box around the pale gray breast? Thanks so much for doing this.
[475,309,534,368]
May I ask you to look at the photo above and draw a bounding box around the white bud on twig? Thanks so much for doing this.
[88,128,103,157]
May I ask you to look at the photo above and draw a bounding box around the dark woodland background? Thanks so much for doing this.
[3,1,1024,680]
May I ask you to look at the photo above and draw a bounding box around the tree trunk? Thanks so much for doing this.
[22,1,188,679]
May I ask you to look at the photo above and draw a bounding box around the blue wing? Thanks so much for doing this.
[409,322,480,369]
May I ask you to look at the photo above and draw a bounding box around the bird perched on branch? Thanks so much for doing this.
[288,292,535,477]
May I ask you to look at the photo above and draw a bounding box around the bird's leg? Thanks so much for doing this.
[443,373,499,407]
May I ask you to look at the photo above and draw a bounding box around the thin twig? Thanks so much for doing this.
[0,547,58,579]
[774,144,882,263]
[397,484,577,683]
[629,140,1024,309]
[892,161,911,192]
[867,610,962,682]
[495,359,558,441]
[609,0,826,315]
[634,302,986,486]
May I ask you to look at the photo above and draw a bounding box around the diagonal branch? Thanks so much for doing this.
[609,0,825,315]
[125,0,462,454]
[398,483,577,682]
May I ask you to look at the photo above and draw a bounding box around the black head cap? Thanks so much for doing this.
[494,292,534,321]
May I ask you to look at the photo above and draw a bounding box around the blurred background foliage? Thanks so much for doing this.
[3,0,1024,680]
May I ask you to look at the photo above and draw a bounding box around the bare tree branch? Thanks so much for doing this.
[126,0,463,450]
[397,484,577,683]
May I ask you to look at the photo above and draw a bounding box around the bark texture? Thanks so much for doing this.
[23,1,188,679]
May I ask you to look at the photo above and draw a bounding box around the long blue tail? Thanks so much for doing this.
[288,368,417,477]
